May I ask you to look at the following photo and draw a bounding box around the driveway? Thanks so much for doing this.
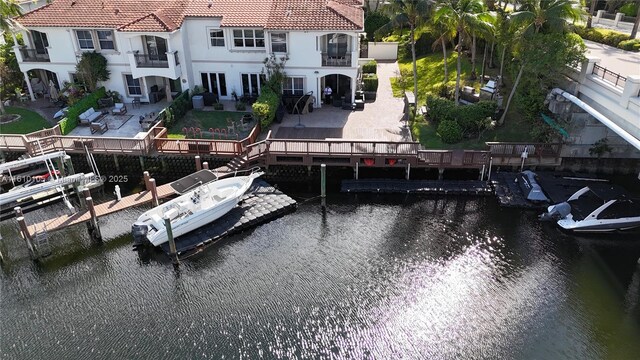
[584,40,640,77]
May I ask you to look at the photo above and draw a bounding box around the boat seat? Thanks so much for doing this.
[165,208,180,221]
[150,214,163,230]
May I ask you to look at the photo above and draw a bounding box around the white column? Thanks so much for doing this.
[621,75,640,108]
[614,13,623,27]
[350,76,356,105]
[23,72,35,101]
[595,10,605,24]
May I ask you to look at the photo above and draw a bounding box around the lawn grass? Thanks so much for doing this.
[0,106,51,134]
[167,110,250,139]
[390,52,474,102]
[391,52,534,149]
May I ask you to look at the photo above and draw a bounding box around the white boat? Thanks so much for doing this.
[539,186,640,232]
[132,170,264,247]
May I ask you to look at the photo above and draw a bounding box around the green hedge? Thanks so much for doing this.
[161,89,190,128]
[426,95,496,142]
[363,74,379,92]
[252,88,279,128]
[362,60,377,74]
[618,39,640,52]
[575,26,631,49]
[58,87,107,135]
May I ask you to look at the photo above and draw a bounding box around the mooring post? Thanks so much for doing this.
[86,196,102,241]
[164,216,179,266]
[149,178,159,207]
[321,164,326,209]
[195,156,202,171]
[56,157,65,177]
[15,207,35,257]
[487,157,493,181]
[143,171,151,191]
[480,164,486,181]
[139,156,145,172]
[113,154,120,172]
[406,163,411,180]
[82,187,91,209]
[438,168,445,181]
[354,162,359,180]
[64,155,75,175]
[203,161,209,170]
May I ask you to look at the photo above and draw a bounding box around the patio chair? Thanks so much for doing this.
[90,121,108,134]
[112,102,127,115]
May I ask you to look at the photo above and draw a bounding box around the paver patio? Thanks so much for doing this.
[271,62,411,142]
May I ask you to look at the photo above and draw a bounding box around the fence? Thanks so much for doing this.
[592,64,626,89]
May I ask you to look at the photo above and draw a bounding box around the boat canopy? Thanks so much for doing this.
[170,170,218,195]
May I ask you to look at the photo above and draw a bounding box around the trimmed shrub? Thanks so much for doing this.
[235,102,247,111]
[575,26,629,47]
[252,88,279,128]
[620,3,639,17]
[618,39,640,52]
[437,120,463,144]
[161,89,190,128]
[425,95,455,123]
[58,87,107,135]
[362,60,377,74]
[363,74,378,92]
[213,102,224,110]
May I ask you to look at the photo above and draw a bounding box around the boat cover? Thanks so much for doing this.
[170,170,218,195]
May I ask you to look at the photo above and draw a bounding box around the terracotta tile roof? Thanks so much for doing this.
[16,0,363,32]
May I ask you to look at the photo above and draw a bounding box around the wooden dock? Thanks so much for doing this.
[26,184,175,234]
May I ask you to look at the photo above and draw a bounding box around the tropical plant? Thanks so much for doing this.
[431,15,456,83]
[379,0,431,106]
[499,0,584,125]
[262,53,288,94]
[76,51,110,92]
[434,0,493,105]
[0,0,23,114]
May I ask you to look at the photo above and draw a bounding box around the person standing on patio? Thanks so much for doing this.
[323,86,332,105]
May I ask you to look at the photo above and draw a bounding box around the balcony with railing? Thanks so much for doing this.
[128,50,181,79]
[321,53,352,67]
[17,47,50,62]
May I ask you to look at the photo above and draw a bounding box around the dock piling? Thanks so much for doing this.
[321,164,326,209]
[143,171,151,191]
[203,162,209,170]
[354,162,359,180]
[488,157,493,181]
[406,163,411,180]
[438,168,445,181]
[164,216,179,266]
[480,165,486,181]
[86,197,102,241]
[15,207,35,257]
[113,154,120,172]
[149,179,159,207]
[195,156,202,171]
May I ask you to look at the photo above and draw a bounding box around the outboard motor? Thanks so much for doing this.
[131,222,149,247]
[539,202,572,222]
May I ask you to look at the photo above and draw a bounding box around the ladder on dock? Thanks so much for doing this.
[33,229,52,258]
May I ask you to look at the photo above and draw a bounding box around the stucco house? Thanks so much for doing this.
[12,0,364,109]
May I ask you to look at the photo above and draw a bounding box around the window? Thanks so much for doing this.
[32,31,49,54]
[97,30,115,50]
[283,77,304,96]
[233,29,264,48]
[241,73,265,96]
[125,75,142,96]
[76,30,94,50]
[209,29,225,47]
[271,33,287,53]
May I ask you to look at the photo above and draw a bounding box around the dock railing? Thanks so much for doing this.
[486,142,562,158]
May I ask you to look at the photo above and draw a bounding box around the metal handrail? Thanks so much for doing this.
[592,64,626,89]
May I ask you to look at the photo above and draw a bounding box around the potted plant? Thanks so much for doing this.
[213,102,224,110]
[235,102,246,111]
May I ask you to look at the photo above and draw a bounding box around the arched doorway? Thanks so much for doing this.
[321,74,353,106]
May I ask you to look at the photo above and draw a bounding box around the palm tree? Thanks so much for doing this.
[498,0,583,124]
[585,0,597,29]
[0,0,23,114]
[434,0,492,105]
[631,5,640,39]
[380,0,431,106]
[432,18,456,84]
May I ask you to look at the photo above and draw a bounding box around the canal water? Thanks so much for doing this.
[1,190,639,359]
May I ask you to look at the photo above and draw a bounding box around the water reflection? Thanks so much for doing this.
[1,193,639,359]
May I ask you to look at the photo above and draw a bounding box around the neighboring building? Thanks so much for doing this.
[12,0,365,107]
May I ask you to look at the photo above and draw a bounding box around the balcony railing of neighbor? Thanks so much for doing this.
[592,64,626,89]
[19,48,50,62]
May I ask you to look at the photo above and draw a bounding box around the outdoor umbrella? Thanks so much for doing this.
[49,80,59,101]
